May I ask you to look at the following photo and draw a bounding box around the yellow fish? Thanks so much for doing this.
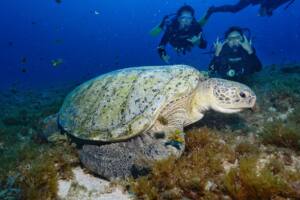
[51,58,63,67]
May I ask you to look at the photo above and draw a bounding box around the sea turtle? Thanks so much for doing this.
[47,64,256,180]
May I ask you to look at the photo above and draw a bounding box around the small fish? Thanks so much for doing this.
[51,58,63,67]
[55,0,62,4]
[21,57,27,64]
[21,68,27,73]
[94,10,100,15]
[54,39,63,44]
[8,41,13,46]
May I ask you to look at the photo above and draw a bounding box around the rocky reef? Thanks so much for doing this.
[0,64,300,199]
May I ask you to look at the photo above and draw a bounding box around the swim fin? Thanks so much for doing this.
[149,14,174,37]
[198,12,210,27]
[198,17,207,27]
[149,25,163,37]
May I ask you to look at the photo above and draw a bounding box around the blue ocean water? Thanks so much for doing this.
[1,1,300,199]
[0,0,299,90]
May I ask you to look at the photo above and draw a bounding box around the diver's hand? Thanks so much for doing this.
[187,33,202,45]
[157,46,170,64]
[214,37,226,56]
[239,35,253,54]
[227,69,236,77]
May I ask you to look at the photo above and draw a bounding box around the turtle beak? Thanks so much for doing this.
[249,103,259,112]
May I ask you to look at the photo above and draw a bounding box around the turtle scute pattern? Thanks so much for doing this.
[59,65,206,141]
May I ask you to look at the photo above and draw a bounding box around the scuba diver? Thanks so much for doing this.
[150,5,207,63]
[201,0,296,22]
[208,26,262,81]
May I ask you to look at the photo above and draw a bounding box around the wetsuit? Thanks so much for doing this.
[158,19,207,58]
[208,44,262,81]
[205,0,293,19]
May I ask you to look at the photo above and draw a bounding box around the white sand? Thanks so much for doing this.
[57,167,132,200]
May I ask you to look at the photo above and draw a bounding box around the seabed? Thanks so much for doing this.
[1,64,300,200]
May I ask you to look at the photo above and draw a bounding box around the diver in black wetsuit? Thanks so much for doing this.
[208,27,262,81]
[203,0,295,20]
[157,5,207,63]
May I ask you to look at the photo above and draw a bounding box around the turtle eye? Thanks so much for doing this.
[239,92,246,98]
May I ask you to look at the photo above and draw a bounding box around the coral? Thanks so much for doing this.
[260,121,300,152]
[131,127,300,200]
[15,142,79,200]
[234,141,260,157]
[17,155,58,199]
[266,157,285,175]
[0,87,80,199]
[0,132,78,200]
[223,156,298,200]
[252,65,300,114]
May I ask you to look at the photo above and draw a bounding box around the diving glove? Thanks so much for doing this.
[157,46,167,58]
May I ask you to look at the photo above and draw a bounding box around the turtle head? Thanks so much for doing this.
[197,78,256,114]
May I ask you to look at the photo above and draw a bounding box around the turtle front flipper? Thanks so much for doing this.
[151,106,189,157]
[164,129,185,152]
